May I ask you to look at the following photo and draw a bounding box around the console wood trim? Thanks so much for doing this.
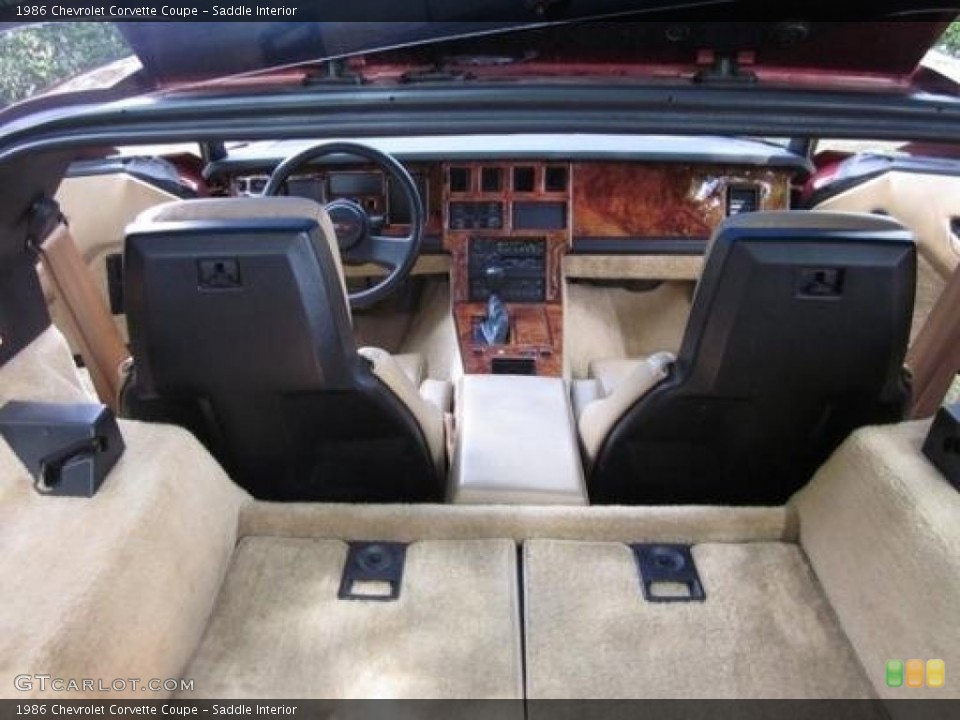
[455,303,563,376]
[443,162,569,377]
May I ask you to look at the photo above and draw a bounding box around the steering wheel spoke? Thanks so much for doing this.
[367,235,409,269]
[263,141,423,309]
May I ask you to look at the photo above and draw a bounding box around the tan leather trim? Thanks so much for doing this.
[136,197,351,320]
[906,262,960,418]
[451,375,587,505]
[357,347,446,477]
[588,357,646,397]
[815,171,960,279]
[570,378,603,422]
[345,255,451,278]
[54,173,180,345]
[578,351,675,464]
[724,209,904,232]
[392,353,426,388]
[36,224,130,409]
[420,378,453,414]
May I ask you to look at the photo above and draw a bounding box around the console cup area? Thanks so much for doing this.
[450,374,587,504]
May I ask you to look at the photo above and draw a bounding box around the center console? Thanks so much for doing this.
[443,162,569,376]
[450,375,587,504]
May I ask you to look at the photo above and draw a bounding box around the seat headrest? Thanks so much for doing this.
[131,197,351,320]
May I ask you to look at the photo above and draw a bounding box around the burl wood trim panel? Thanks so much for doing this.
[443,162,570,376]
[439,161,793,377]
[572,163,791,238]
[455,303,563,376]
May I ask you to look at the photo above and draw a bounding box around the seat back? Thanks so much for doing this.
[589,212,916,505]
[123,207,442,502]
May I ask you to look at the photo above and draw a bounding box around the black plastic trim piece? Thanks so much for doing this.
[570,237,708,255]
[631,543,706,603]
[0,401,125,498]
[922,404,960,491]
[491,357,537,375]
[0,256,50,367]
[105,253,124,315]
[338,542,408,602]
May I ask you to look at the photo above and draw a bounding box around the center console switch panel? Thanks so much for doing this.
[468,237,546,302]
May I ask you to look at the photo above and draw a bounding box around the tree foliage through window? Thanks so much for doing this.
[939,22,960,57]
[0,23,131,106]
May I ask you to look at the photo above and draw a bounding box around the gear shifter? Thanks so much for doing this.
[477,266,510,345]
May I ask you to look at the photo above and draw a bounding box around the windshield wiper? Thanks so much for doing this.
[400,69,475,84]
[303,59,366,87]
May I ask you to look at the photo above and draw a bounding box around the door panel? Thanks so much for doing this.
[815,170,960,341]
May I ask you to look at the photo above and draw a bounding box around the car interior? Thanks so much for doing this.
[1,19,959,705]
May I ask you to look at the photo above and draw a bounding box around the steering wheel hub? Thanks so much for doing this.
[326,199,368,251]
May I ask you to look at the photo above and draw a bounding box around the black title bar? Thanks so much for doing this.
[0,1,955,23]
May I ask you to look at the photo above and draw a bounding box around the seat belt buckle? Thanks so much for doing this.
[0,401,125,497]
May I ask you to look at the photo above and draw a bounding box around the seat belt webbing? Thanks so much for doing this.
[34,222,130,411]
[907,262,960,419]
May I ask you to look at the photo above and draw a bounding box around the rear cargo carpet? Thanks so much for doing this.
[178,537,522,699]
[523,540,875,699]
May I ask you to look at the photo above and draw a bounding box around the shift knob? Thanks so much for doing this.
[478,293,510,345]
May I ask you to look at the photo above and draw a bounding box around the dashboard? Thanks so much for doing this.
[210,136,806,376]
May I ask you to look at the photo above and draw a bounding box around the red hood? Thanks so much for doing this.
[117,18,958,92]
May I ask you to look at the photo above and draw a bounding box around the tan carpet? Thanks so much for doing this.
[179,537,523,699]
[792,421,960,699]
[523,540,874,699]
[240,502,795,545]
[0,420,246,699]
[0,323,247,699]
[0,325,94,407]
[564,280,693,379]
[398,279,463,382]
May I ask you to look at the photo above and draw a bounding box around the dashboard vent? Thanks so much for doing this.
[545,166,568,192]
[727,185,759,216]
[513,166,536,193]
[481,167,503,192]
[450,167,471,193]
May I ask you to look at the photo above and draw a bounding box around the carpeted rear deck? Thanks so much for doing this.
[178,537,522,699]
[523,540,875,699]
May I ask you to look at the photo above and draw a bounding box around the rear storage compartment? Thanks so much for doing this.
[3,363,957,701]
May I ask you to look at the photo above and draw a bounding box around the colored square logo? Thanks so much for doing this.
[927,660,945,689]
[886,660,904,688]
[906,659,925,688]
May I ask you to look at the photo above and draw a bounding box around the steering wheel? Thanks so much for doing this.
[263,141,424,309]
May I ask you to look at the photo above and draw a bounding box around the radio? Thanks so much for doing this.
[468,237,546,303]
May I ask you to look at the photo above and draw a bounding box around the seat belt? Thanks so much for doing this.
[907,261,960,419]
[28,198,130,411]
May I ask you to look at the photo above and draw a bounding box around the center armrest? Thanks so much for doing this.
[451,375,587,505]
